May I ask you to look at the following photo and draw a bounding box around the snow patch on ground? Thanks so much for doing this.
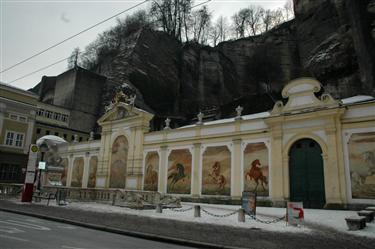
[13,199,375,238]
[60,201,309,234]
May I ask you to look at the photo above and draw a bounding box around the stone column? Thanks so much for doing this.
[324,125,343,205]
[231,139,242,198]
[335,116,348,203]
[158,145,168,194]
[67,154,74,187]
[192,143,201,197]
[97,129,111,188]
[82,152,90,188]
[270,125,285,206]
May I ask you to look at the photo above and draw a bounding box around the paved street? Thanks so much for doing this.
[1,200,375,249]
[0,211,194,249]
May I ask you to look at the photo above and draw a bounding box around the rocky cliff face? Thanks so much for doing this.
[93,0,374,128]
[294,0,375,97]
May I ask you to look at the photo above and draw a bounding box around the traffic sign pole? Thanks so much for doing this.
[21,144,39,202]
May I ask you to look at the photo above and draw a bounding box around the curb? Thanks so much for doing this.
[0,207,243,249]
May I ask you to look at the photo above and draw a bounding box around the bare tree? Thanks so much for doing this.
[208,16,230,46]
[216,16,229,43]
[284,0,294,20]
[261,9,274,32]
[232,8,250,38]
[67,47,81,69]
[272,8,285,27]
[246,6,263,36]
[190,6,211,43]
[150,0,193,41]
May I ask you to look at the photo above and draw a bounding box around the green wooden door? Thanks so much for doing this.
[289,139,326,208]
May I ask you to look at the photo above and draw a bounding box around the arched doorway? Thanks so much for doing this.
[289,138,326,208]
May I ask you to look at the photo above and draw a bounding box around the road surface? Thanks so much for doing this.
[0,211,194,249]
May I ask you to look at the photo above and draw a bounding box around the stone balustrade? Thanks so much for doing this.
[42,186,180,209]
[0,183,23,199]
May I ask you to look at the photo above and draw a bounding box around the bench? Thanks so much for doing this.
[345,216,367,231]
[33,191,56,206]
[358,210,374,222]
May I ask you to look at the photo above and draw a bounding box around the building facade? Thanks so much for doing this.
[35,102,89,143]
[0,83,38,183]
[57,78,375,208]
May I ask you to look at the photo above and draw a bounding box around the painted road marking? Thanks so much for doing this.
[0,234,29,242]
[0,220,50,231]
[61,245,88,249]
[0,227,24,234]
[57,225,76,229]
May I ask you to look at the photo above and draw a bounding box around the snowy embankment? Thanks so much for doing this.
[35,200,375,238]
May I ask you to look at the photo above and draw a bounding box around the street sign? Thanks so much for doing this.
[38,161,46,170]
[287,202,304,226]
[242,191,257,216]
[24,144,38,184]
[30,145,39,153]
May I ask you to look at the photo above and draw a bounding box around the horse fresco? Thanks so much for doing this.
[349,132,375,199]
[245,159,268,191]
[167,149,192,194]
[243,143,269,196]
[168,163,186,191]
[202,146,231,196]
[145,164,158,190]
[144,152,159,191]
[209,161,227,190]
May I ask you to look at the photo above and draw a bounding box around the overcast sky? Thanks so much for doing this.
[0,0,288,90]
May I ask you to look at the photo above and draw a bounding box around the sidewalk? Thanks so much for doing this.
[0,199,374,249]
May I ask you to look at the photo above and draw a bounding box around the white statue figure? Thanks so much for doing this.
[164,118,171,130]
[73,134,79,143]
[128,94,136,107]
[235,105,244,120]
[89,131,94,141]
[197,112,204,125]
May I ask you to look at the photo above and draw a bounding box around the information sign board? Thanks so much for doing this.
[287,202,304,226]
[242,191,257,216]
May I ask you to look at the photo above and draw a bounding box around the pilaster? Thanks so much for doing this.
[270,124,285,202]
[192,143,201,197]
[82,152,90,188]
[67,154,73,187]
[324,123,343,204]
[158,145,168,193]
[231,139,242,198]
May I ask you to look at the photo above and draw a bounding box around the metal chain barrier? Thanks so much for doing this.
[201,207,238,218]
[169,206,194,212]
[245,211,286,224]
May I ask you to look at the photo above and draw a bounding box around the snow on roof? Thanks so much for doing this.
[341,95,374,105]
[177,112,270,129]
[242,111,270,120]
